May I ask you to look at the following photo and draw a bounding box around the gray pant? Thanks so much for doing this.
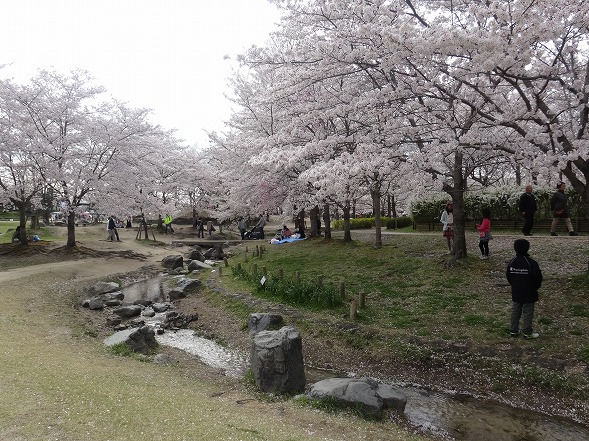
[551,217,573,233]
[511,302,535,334]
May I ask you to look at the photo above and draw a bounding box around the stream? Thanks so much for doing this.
[121,277,589,441]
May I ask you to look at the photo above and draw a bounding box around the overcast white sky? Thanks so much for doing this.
[0,0,280,148]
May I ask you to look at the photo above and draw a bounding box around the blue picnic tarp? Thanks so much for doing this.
[272,237,306,244]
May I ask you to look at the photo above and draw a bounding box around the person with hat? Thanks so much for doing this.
[506,239,543,339]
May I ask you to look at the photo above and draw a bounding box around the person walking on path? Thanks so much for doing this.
[107,216,120,242]
[207,220,214,237]
[440,201,454,254]
[255,215,266,240]
[237,217,247,240]
[506,239,543,339]
[476,207,492,260]
[550,182,578,236]
[196,218,204,238]
[164,214,174,234]
[518,185,537,236]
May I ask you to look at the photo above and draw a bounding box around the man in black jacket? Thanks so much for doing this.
[518,185,537,236]
[506,239,543,339]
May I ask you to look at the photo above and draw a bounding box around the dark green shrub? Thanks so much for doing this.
[385,216,413,229]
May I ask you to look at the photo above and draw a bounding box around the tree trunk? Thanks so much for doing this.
[444,151,467,259]
[343,202,352,241]
[67,210,77,247]
[297,209,306,238]
[323,203,332,239]
[372,188,382,249]
[391,194,398,218]
[309,205,319,237]
[18,204,28,245]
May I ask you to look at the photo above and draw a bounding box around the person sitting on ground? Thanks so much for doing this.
[12,226,21,243]
[281,225,292,240]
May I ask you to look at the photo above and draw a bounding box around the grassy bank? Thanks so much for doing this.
[220,231,589,406]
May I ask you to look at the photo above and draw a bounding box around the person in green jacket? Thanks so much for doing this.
[164,214,174,234]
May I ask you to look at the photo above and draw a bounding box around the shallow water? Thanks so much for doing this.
[155,329,248,378]
[400,388,589,441]
[121,277,164,304]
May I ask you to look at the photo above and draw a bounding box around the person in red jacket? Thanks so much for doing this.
[476,207,492,260]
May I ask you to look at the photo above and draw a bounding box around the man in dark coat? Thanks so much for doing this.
[518,185,537,236]
[506,239,542,339]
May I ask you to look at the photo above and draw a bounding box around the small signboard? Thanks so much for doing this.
[260,275,266,286]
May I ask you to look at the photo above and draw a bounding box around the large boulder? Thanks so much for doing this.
[165,277,201,300]
[84,297,105,310]
[187,248,206,262]
[248,313,284,335]
[203,245,225,260]
[92,281,120,295]
[113,305,143,318]
[103,326,158,354]
[162,255,184,270]
[305,377,407,415]
[187,260,212,271]
[250,326,306,394]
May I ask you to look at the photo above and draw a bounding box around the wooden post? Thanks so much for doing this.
[278,268,283,278]
[256,245,260,257]
[359,291,366,308]
[237,263,242,271]
[295,271,300,283]
[339,280,346,300]
[244,254,249,262]
[253,264,258,275]
[224,257,228,267]
[245,246,249,253]
[262,266,267,277]
[349,298,357,320]
[218,266,223,276]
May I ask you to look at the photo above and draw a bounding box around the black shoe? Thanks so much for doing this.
[550,232,558,236]
[569,231,578,236]
[523,233,532,236]
[510,331,520,338]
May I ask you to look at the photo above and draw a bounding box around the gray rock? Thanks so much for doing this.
[152,302,171,313]
[106,317,122,327]
[84,297,104,310]
[187,260,209,271]
[204,245,225,260]
[162,255,184,269]
[175,277,200,291]
[113,305,143,318]
[250,326,306,394]
[104,299,122,307]
[248,313,284,335]
[187,248,206,262]
[167,289,186,300]
[102,291,124,301]
[153,353,176,364]
[306,377,407,415]
[104,326,158,354]
[142,308,156,317]
[92,281,120,295]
